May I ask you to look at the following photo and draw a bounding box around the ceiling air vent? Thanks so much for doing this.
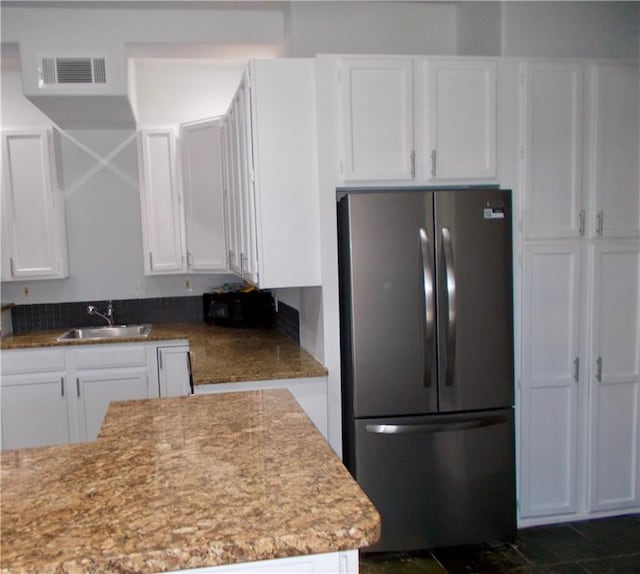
[39,57,107,86]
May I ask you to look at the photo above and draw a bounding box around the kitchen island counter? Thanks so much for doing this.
[1,389,380,573]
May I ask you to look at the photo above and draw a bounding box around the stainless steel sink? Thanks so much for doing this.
[56,324,152,342]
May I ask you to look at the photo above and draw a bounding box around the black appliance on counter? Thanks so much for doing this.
[203,289,275,328]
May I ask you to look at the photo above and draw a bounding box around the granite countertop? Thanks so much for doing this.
[0,323,328,385]
[1,389,380,573]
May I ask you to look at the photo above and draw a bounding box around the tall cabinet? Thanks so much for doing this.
[518,60,640,524]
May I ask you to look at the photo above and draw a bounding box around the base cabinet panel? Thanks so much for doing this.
[0,375,71,450]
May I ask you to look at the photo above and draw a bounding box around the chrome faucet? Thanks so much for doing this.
[87,301,114,326]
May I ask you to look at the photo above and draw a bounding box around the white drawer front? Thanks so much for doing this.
[72,344,147,370]
[1,348,66,376]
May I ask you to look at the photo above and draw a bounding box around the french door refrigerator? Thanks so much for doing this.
[338,189,516,552]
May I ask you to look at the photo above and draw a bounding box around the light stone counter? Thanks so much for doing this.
[0,323,328,385]
[1,389,380,573]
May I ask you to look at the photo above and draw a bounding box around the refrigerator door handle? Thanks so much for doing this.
[366,414,509,435]
[442,227,457,386]
[419,227,435,388]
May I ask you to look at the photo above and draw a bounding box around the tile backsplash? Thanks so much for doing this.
[10,296,300,343]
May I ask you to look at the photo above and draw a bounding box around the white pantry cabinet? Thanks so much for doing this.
[520,61,585,240]
[337,56,498,185]
[1,129,69,280]
[588,62,640,239]
[588,241,640,512]
[223,59,321,289]
[180,118,227,272]
[518,242,583,519]
[138,129,186,274]
[0,348,71,450]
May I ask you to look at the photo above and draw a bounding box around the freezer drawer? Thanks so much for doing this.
[351,409,516,552]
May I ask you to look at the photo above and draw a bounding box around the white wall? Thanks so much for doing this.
[2,0,638,310]
[134,59,246,126]
[502,1,639,59]
[288,1,458,56]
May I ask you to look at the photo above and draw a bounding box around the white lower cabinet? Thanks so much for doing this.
[169,549,358,574]
[519,240,640,524]
[157,344,192,397]
[0,348,71,450]
[195,377,328,440]
[0,342,183,449]
[71,344,154,442]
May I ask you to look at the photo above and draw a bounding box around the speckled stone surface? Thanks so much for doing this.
[0,323,328,385]
[1,389,380,573]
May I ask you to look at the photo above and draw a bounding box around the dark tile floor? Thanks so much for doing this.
[360,514,640,574]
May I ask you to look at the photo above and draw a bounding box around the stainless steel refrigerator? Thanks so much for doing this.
[338,189,516,552]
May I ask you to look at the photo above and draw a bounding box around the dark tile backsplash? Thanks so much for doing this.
[10,296,300,343]
[275,301,300,344]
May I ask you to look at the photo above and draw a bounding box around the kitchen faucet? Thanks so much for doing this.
[87,301,114,326]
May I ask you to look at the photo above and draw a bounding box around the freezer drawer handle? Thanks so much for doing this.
[442,227,457,386]
[366,415,509,435]
[419,227,435,388]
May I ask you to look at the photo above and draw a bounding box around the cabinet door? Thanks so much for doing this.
[589,242,640,511]
[340,57,414,181]
[180,118,227,272]
[75,369,152,442]
[590,63,640,239]
[157,346,192,397]
[521,62,584,240]
[1,130,68,279]
[425,59,497,180]
[1,375,72,449]
[519,242,582,518]
[235,76,259,284]
[138,129,186,274]
[224,108,242,275]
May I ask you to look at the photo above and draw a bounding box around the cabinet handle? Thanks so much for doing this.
[596,210,604,237]
[187,351,194,395]
[240,252,245,277]
[76,377,80,398]
[158,350,163,370]
[187,251,193,268]
[579,209,586,236]
[9,257,15,278]
[61,376,65,397]
[596,357,603,383]
[410,150,416,178]
[573,357,580,383]
[148,252,154,270]
[430,149,437,177]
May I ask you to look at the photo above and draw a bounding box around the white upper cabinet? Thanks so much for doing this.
[588,63,640,239]
[423,59,497,180]
[520,61,584,240]
[1,129,69,281]
[180,118,227,272]
[138,129,186,274]
[340,57,415,182]
[588,241,640,512]
[222,59,321,289]
[337,56,498,185]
